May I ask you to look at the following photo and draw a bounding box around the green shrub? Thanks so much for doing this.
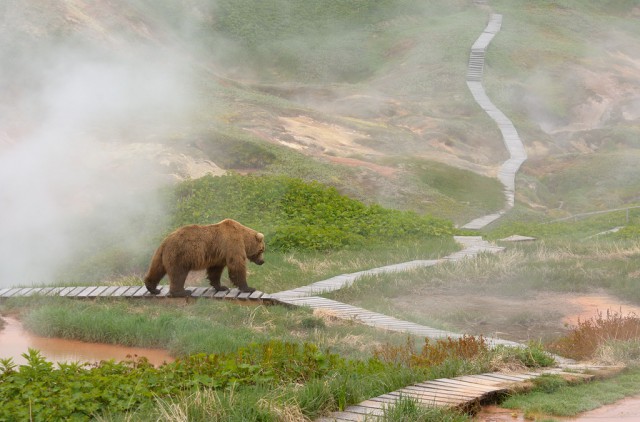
[171,174,454,251]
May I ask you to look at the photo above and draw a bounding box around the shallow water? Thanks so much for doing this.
[0,316,174,366]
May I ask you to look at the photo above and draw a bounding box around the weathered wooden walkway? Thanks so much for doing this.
[317,365,617,421]
[0,285,273,301]
[462,13,527,230]
[273,236,503,299]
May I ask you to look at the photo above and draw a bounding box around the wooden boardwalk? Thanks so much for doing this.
[462,14,527,230]
[0,285,273,302]
[317,365,616,421]
[273,236,503,299]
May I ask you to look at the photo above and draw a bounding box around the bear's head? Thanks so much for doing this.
[247,232,265,265]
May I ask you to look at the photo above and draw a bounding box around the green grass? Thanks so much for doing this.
[501,367,640,418]
[486,205,640,241]
[4,297,415,359]
[324,237,640,344]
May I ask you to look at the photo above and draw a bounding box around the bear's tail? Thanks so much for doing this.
[144,245,166,293]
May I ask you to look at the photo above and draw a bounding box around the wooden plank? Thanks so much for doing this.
[237,291,252,300]
[482,373,535,381]
[111,286,131,297]
[38,287,54,296]
[144,285,167,297]
[213,289,228,298]
[87,286,109,297]
[382,391,463,405]
[455,375,508,386]
[98,286,120,297]
[316,417,360,422]
[132,286,149,297]
[224,288,240,299]
[429,378,505,392]
[319,412,365,422]
[58,287,75,297]
[190,287,209,298]
[282,297,331,305]
[343,403,386,415]
[402,385,479,400]
[466,374,519,384]
[8,288,27,297]
[6,288,22,297]
[122,286,141,296]
[144,285,169,297]
[201,288,217,298]
[421,379,501,394]
[76,286,98,297]
[260,294,273,301]
[16,288,34,297]
[248,290,263,300]
[24,288,44,297]
[66,286,88,297]
[46,287,64,297]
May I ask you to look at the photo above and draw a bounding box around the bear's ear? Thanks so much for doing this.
[256,232,264,242]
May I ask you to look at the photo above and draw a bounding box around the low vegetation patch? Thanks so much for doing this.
[548,309,640,361]
[0,301,558,422]
[500,367,640,419]
[375,335,490,367]
[374,335,554,373]
[172,174,455,251]
[0,343,341,421]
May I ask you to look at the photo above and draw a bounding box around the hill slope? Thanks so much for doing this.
[1,0,639,220]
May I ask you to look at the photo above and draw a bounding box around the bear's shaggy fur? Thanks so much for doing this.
[144,219,265,297]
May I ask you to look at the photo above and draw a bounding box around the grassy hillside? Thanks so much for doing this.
[3,0,640,282]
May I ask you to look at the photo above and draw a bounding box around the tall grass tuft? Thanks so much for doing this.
[548,309,640,360]
[374,335,488,367]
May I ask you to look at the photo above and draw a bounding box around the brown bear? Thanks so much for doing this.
[144,219,265,297]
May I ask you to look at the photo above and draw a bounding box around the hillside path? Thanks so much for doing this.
[463,13,527,230]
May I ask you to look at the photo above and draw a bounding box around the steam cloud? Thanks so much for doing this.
[0,46,195,287]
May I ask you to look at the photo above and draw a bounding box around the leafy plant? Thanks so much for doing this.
[171,174,455,251]
[0,342,342,421]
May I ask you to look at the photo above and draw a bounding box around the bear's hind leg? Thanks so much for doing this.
[167,268,192,298]
[207,265,229,292]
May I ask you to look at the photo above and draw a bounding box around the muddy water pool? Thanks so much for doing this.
[0,316,173,366]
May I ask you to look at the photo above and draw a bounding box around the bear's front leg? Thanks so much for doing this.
[228,261,255,293]
[144,278,162,295]
[207,265,229,292]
